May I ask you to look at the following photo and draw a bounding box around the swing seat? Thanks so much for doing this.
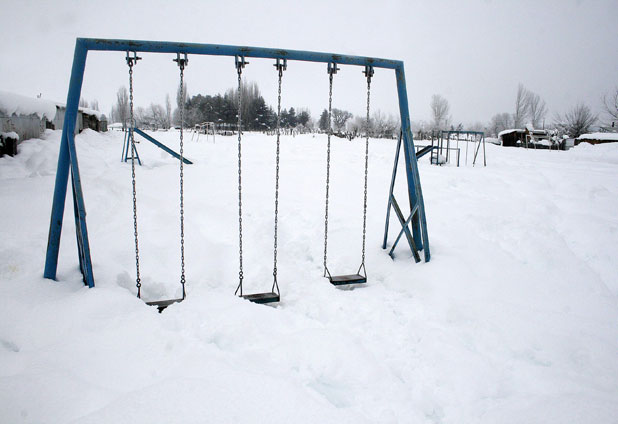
[242,292,280,304]
[329,274,367,286]
[145,298,184,312]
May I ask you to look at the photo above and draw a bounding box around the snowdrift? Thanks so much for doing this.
[1,130,617,423]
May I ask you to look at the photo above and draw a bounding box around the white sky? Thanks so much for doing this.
[1,0,616,125]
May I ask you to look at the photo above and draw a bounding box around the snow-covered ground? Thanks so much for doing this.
[1,129,617,423]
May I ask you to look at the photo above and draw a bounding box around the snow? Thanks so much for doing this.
[0,90,106,123]
[0,90,57,121]
[1,131,19,140]
[430,153,447,164]
[577,132,618,141]
[1,129,618,423]
[532,137,552,146]
[497,128,523,138]
[79,107,105,120]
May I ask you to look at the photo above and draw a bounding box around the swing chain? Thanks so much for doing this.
[175,53,188,298]
[126,51,142,298]
[235,56,247,296]
[323,62,338,277]
[360,65,374,267]
[272,58,286,293]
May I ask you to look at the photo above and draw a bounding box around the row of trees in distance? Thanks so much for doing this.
[109,80,617,140]
[109,80,400,138]
[426,84,617,139]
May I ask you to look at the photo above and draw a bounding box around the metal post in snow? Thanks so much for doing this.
[44,40,88,280]
[395,64,430,260]
[382,131,402,249]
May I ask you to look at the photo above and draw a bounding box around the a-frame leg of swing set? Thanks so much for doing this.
[71,170,94,286]
[382,132,422,262]
[472,133,486,167]
[122,129,142,166]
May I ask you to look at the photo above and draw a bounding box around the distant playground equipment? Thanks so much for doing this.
[121,127,193,165]
[191,121,215,142]
[43,38,430,311]
[216,122,236,136]
[429,130,486,167]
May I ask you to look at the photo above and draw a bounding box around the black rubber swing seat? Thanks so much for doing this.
[242,292,280,304]
[329,274,367,286]
[145,298,184,312]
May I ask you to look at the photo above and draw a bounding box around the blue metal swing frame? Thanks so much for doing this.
[121,129,142,165]
[121,127,193,165]
[43,38,430,288]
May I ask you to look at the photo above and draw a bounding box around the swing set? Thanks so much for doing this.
[121,126,193,166]
[43,38,430,311]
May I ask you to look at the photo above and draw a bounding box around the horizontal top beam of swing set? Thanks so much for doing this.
[78,38,403,70]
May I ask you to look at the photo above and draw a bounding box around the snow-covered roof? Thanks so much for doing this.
[577,132,618,141]
[498,129,524,138]
[79,107,105,120]
[0,90,57,121]
[1,131,19,140]
[0,90,107,121]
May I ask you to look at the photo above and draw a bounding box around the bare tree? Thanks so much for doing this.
[148,103,166,129]
[346,116,365,138]
[513,83,529,128]
[165,94,172,130]
[383,114,400,138]
[134,106,147,128]
[602,88,618,125]
[176,82,188,108]
[332,108,353,132]
[174,82,189,126]
[371,110,385,136]
[412,120,430,140]
[488,112,513,137]
[526,92,547,128]
[430,94,450,130]
[115,86,129,131]
[555,103,597,138]
[225,80,263,128]
[90,100,100,111]
[468,121,484,132]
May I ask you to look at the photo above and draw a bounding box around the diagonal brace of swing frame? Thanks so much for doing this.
[382,131,427,262]
[388,197,420,262]
[131,128,193,164]
[43,38,430,288]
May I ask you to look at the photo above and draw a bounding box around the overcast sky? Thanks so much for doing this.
[1,0,616,126]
